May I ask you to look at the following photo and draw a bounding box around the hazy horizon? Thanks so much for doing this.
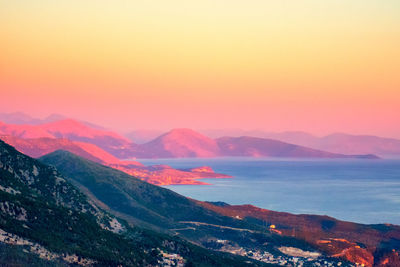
[1,111,400,140]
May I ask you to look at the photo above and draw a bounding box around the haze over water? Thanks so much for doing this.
[139,158,400,225]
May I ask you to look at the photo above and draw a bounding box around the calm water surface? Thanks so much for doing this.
[138,158,400,225]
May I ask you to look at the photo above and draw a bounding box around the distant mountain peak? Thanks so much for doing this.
[42,118,88,128]
[164,128,207,136]
[158,128,215,141]
[0,112,40,125]
[41,119,132,144]
[140,128,220,158]
[0,112,68,125]
[42,113,67,122]
[42,149,83,161]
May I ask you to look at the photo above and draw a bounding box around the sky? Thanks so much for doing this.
[1,0,399,137]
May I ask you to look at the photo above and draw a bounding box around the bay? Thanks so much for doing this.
[138,158,400,225]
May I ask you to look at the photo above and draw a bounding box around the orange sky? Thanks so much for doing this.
[1,0,399,137]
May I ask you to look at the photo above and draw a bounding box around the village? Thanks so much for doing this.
[213,238,354,267]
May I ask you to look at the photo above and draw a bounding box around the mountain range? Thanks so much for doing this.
[126,127,400,158]
[2,112,399,158]
[0,112,65,125]
[128,128,379,159]
[1,139,399,266]
[0,112,104,130]
[0,117,387,187]
[0,119,381,159]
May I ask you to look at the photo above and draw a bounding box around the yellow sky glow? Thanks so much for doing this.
[1,0,399,136]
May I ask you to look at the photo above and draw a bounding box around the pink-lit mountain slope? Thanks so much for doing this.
[135,128,221,158]
[0,119,136,158]
[109,163,230,185]
[0,121,55,139]
[0,135,228,185]
[40,119,135,157]
[0,135,127,165]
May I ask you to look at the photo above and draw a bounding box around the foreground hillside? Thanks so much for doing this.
[0,131,396,266]
[0,140,267,266]
[40,150,398,266]
[200,202,400,267]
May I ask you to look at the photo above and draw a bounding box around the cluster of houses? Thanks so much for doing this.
[158,250,185,266]
[213,238,353,267]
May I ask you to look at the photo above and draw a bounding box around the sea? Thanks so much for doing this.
[138,157,400,225]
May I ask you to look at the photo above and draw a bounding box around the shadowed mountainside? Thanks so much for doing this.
[40,150,400,266]
[39,150,361,266]
[39,150,243,231]
[0,139,269,266]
